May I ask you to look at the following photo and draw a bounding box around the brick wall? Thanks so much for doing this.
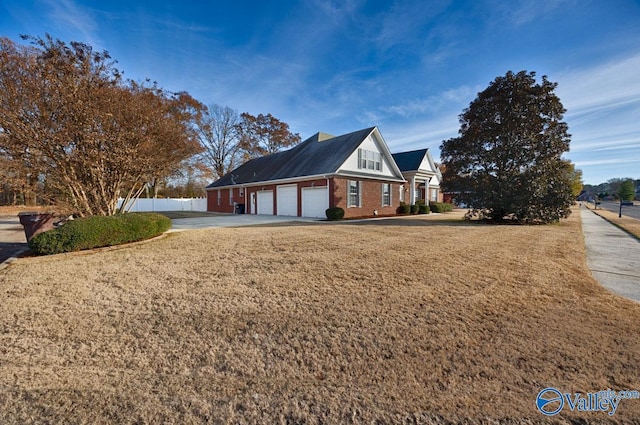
[332,177,401,218]
[206,187,246,213]
[208,178,410,218]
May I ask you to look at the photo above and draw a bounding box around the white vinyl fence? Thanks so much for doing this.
[117,197,207,212]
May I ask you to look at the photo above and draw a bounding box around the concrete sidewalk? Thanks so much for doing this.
[580,207,640,302]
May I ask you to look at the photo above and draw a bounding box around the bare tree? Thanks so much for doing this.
[239,112,301,160]
[0,35,202,216]
[195,104,243,179]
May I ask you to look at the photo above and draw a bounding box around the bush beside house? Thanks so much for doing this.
[397,202,411,215]
[325,207,345,221]
[430,202,453,213]
[28,213,171,255]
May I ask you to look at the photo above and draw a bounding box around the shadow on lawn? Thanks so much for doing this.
[0,242,29,264]
[344,217,484,227]
[245,216,484,229]
[158,211,232,220]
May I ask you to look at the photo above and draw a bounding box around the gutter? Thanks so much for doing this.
[206,170,405,191]
[206,173,332,191]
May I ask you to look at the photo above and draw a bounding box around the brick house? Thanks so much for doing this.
[205,127,439,219]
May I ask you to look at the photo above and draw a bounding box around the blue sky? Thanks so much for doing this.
[2,0,640,184]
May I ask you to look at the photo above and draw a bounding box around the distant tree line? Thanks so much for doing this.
[583,178,639,201]
[0,35,300,214]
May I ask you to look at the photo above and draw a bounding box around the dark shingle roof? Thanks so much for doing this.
[391,149,428,172]
[206,127,376,188]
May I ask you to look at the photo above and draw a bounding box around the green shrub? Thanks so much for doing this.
[430,202,453,213]
[325,207,345,220]
[396,202,411,215]
[410,204,420,214]
[418,204,430,214]
[28,212,171,255]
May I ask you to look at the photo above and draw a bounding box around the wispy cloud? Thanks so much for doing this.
[41,0,99,45]
[573,156,640,167]
[557,53,640,119]
[372,1,450,51]
[494,0,570,27]
[380,86,476,117]
[553,51,640,182]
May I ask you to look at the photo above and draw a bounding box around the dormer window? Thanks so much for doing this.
[358,149,382,172]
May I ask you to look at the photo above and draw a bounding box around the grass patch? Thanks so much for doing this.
[1,212,639,423]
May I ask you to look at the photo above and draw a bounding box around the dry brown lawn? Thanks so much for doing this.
[1,210,639,424]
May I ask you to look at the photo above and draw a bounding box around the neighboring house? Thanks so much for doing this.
[205,127,407,218]
[391,149,443,205]
[577,190,597,203]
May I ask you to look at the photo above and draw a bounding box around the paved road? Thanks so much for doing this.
[580,207,640,302]
[596,201,640,220]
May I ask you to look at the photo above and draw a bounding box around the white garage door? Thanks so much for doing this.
[301,187,329,218]
[277,185,298,216]
[256,191,274,215]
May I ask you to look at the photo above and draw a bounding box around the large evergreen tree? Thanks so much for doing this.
[440,70,574,223]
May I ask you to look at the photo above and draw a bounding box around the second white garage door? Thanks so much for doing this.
[256,191,273,215]
[301,186,329,218]
[276,185,298,216]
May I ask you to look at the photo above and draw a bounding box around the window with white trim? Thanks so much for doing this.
[347,180,361,207]
[399,185,405,203]
[382,183,391,206]
[357,149,382,171]
[431,188,438,202]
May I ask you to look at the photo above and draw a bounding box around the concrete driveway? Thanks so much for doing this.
[580,206,640,302]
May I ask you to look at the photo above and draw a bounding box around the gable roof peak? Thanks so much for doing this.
[392,148,433,173]
[394,147,429,155]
